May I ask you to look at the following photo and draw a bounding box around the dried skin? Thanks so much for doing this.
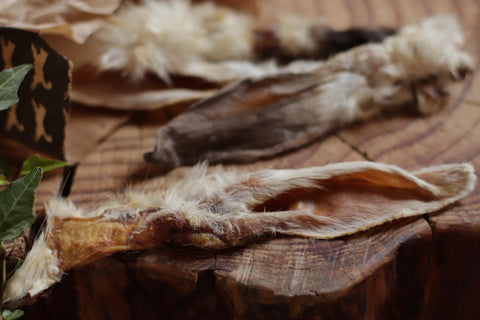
[4,161,476,304]
[89,0,394,82]
[0,0,122,43]
[71,0,395,110]
[144,15,474,169]
[254,25,396,63]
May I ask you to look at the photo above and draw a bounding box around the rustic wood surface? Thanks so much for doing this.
[21,0,480,319]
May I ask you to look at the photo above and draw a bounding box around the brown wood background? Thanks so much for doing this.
[21,0,480,319]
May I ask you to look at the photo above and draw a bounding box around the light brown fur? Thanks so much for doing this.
[4,161,476,304]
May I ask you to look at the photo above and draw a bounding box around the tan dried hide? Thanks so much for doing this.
[144,15,474,169]
[4,161,476,305]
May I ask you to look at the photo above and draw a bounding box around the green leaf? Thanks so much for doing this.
[0,175,8,186]
[0,159,10,185]
[0,168,42,241]
[2,309,24,320]
[0,64,33,111]
[21,154,66,175]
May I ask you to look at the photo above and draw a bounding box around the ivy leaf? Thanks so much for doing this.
[0,168,42,241]
[0,159,10,185]
[21,154,67,175]
[0,64,33,111]
[2,309,24,320]
[0,175,8,186]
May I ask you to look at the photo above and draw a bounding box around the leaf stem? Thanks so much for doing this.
[6,258,22,278]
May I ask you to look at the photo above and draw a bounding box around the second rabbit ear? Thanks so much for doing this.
[144,16,474,172]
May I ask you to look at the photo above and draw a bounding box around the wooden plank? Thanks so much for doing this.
[214,219,431,319]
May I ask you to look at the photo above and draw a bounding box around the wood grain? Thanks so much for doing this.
[23,0,480,319]
[213,219,431,319]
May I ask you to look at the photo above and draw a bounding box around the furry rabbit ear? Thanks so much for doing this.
[144,15,474,171]
[271,163,476,238]
[172,162,476,247]
[3,162,475,305]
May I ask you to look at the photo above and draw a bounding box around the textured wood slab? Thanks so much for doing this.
[25,0,480,319]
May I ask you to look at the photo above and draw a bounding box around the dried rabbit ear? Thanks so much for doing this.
[70,0,395,110]
[87,0,395,83]
[4,161,476,305]
[173,162,476,248]
[145,15,474,170]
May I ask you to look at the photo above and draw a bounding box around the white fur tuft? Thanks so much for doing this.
[3,235,61,304]
[94,0,252,82]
